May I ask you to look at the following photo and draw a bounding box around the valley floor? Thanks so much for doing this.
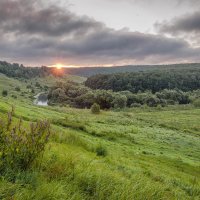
[0,96,199,200]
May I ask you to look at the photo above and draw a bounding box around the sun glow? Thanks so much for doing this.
[55,63,64,69]
[48,63,79,68]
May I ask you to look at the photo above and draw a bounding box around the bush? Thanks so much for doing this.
[145,96,160,107]
[11,94,17,99]
[193,99,200,107]
[112,94,127,109]
[0,108,51,172]
[15,86,21,91]
[131,103,141,108]
[26,85,32,89]
[31,88,35,93]
[91,103,100,114]
[95,144,107,157]
[2,90,8,97]
[35,82,41,88]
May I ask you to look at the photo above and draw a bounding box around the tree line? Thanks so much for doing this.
[65,63,200,77]
[48,81,199,109]
[0,61,61,79]
[85,69,200,93]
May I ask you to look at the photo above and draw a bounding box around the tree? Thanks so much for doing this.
[2,90,8,97]
[112,94,127,109]
[145,96,160,107]
[15,86,21,91]
[91,103,100,114]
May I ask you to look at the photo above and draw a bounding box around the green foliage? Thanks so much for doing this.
[91,103,100,114]
[15,86,21,91]
[193,99,200,107]
[0,71,199,199]
[35,82,41,88]
[0,61,51,79]
[131,103,142,107]
[85,69,200,93]
[156,89,190,104]
[48,81,192,109]
[95,144,107,156]
[0,108,51,172]
[11,94,17,99]
[2,90,8,97]
[112,94,127,109]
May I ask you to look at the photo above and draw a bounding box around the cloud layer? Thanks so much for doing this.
[156,12,200,34]
[0,0,199,66]
[155,11,200,47]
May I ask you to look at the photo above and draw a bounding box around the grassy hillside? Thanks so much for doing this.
[0,75,199,199]
[0,73,86,102]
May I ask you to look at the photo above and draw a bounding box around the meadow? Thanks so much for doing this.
[0,74,199,200]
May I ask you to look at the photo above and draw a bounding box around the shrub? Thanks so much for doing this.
[145,96,160,107]
[31,89,35,93]
[95,144,107,157]
[2,90,8,97]
[15,86,21,91]
[35,82,41,88]
[112,94,127,109]
[0,108,51,172]
[26,85,32,89]
[11,94,17,99]
[193,99,200,108]
[91,103,100,114]
[156,104,162,110]
[131,103,141,108]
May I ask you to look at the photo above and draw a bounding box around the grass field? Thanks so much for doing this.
[0,74,199,200]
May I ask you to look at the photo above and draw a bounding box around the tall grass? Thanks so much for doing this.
[0,107,51,173]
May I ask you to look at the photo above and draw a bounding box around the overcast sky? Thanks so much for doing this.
[0,0,200,67]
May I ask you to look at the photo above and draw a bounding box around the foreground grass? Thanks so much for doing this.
[0,76,199,199]
[0,100,199,199]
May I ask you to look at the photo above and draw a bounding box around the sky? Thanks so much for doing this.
[0,0,200,67]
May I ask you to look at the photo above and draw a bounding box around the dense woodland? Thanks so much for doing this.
[85,69,200,93]
[49,67,200,109]
[48,81,200,109]
[1,60,200,109]
[0,61,52,79]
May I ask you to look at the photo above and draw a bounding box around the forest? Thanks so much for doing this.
[0,61,52,79]
[48,81,200,109]
[85,69,200,93]
[47,67,200,109]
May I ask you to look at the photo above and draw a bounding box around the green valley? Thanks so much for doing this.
[0,72,199,200]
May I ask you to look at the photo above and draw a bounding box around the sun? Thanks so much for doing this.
[55,63,63,69]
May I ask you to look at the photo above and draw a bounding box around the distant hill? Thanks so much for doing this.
[1,60,200,79]
[65,63,200,77]
[0,61,64,79]
[0,61,52,79]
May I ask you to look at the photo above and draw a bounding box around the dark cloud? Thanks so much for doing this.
[155,12,200,34]
[0,0,104,37]
[0,0,200,66]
